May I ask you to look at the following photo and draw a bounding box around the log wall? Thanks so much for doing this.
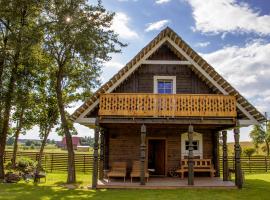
[107,126,215,175]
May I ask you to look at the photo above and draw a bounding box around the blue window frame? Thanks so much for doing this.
[157,80,173,94]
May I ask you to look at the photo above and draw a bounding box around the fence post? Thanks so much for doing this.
[45,154,47,171]
[83,154,86,174]
[265,156,268,172]
[249,156,251,173]
[35,152,38,161]
[51,153,54,173]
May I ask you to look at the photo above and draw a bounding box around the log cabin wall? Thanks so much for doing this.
[107,126,214,175]
[114,45,214,94]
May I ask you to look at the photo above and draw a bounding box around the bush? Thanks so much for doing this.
[5,172,21,183]
[5,157,37,174]
[243,147,256,157]
[22,146,29,150]
[17,157,37,173]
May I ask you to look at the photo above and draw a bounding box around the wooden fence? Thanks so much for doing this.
[3,151,270,174]
[3,151,93,173]
[220,156,270,173]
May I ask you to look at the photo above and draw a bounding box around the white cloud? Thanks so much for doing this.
[111,12,139,39]
[195,41,210,47]
[202,41,270,113]
[145,19,170,32]
[186,0,270,35]
[156,0,171,4]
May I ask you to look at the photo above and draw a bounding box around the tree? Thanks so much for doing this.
[6,136,14,146]
[0,0,44,179]
[243,147,256,157]
[43,0,125,183]
[11,74,38,168]
[250,121,270,156]
[80,136,94,147]
[34,75,59,182]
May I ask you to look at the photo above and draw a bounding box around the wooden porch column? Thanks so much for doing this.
[222,130,229,181]
[188,124,194,185]
[234,125,243,189]
[104,128,109,172]
[99,128,104,180]
[213,131,220,177]
[140,124,146,185]
[92,122,100,189]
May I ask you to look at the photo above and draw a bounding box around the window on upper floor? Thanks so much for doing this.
[154,76,176,94]
[157,80,173,94]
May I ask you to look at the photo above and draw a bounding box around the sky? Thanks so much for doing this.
[21,0,270,142]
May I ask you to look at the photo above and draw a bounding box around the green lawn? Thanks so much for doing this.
[1,173,270,200]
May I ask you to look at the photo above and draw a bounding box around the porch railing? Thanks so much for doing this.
[99,93,237,117]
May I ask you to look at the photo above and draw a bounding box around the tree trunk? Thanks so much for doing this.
[34,125,52,183]
[0,9,24,180]
[0,65,18,179]
[11,109,24,168]
[0,22,9,116]
[266,141,270,156]
[12,131,20,169]
[55,65,76,183]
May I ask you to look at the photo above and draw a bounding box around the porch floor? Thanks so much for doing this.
[97,177,236,189]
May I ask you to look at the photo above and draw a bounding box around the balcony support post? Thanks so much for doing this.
[99,128,104,180]
[92,119,100,189]
[140,124,146,185]
[234,123,243,189]
[222,130,229,181]
[188,124,194,185]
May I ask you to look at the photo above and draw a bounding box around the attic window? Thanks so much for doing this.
[154,76,176,94]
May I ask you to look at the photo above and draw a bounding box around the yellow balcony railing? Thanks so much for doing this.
[99,93,237,118]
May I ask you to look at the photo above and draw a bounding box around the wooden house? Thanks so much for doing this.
[71,27,265,189]
[61,136,81,150]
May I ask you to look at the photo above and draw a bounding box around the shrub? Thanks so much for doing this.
[243,147,256,157]
[5,172,21,183]
[5,157,37,174]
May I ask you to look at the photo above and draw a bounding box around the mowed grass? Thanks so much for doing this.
[1,173,270,200]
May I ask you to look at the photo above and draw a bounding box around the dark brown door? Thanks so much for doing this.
[147,139,166,175]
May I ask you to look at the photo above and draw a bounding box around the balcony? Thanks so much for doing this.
[99,93,237,118]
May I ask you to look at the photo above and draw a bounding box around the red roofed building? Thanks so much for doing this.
[61,136,81,150]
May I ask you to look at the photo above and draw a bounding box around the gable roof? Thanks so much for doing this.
[71,27,266,125]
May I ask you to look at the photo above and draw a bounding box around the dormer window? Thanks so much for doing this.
[154,76,176,94]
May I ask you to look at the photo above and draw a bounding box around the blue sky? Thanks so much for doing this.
[22,0,270,142]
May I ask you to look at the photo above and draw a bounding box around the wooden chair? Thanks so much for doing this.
[107,162,127,182]
[130,161,149,183]
[34,171,46,183]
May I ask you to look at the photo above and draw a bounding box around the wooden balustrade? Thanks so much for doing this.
[99,93,237,118]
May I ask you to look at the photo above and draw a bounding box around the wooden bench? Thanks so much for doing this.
[107,162,127,182]
[176,159,216,179]
[130,161,149,183]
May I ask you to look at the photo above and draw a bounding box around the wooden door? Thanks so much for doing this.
[148,139,166,175]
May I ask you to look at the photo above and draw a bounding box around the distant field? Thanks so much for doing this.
[5,144,93,154]
[227,141,266,156]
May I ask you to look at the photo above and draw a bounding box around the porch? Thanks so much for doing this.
[97,177,236,189]
[91,121,243,189]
